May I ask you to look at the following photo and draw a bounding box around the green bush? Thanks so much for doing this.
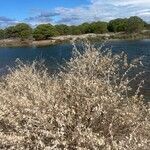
[55,24,71,35]
[126,16,145,33]
[69,25,82,35]
[145,23,150,30]
[90,21,108,34]
[33,24,59,40]
[108,18,128,32]
[79,23,92,34]
[15,23,32,40]
[4,23,32,40]
[5,26,18,38]
[0,29,4,39]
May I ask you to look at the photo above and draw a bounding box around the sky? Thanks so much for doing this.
[0,0,150,28]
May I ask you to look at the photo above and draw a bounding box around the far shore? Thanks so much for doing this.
[0,33,115,48]
[0,32,150,48]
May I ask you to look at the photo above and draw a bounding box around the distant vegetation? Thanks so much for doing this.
[0,16,149,41]
[4,23,32,40]
[33,24,59,40]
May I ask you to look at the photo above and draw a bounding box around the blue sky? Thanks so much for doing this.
[0,0,150,28]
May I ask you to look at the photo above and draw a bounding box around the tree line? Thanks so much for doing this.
[0,16,149,41]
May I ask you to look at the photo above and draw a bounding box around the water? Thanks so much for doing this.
[0,43,73,74]
[0,39,150,99]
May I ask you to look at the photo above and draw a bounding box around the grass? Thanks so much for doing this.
[0,42,149,149]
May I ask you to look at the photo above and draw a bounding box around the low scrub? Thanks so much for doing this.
[0,42,149,149]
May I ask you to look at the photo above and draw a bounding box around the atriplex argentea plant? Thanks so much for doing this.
[0,41,149,150]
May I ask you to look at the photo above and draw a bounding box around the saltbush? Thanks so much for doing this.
[0,42,149,149]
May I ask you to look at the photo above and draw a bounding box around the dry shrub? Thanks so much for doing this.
[0,42,149,150]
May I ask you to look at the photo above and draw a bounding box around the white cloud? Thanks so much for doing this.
[53,0,150,24]
[18,0,150,26]
[91,0,150,6]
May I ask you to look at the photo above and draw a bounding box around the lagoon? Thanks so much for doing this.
[0,39,150,99]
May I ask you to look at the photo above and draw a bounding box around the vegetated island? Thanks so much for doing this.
[0,16,150,47]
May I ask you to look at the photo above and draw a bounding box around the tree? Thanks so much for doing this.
[108,18,128,32]
[126,16,145,33]
[33,24,59,40]
[15,23,32,40]
[4,23,32,40]
[144,23,150,30]
[5,26,17,38]
[79,23,92,34]
[55,24,71,35]
[69,26,82,35]
[90,21,108,34]
[0,29,4,39]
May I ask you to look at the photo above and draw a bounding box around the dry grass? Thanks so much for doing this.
[0,42,149,150]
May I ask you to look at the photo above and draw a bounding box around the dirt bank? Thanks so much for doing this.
[0,32,149,47]
[0,33,114,47]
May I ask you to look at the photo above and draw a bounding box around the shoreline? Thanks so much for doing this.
[0,32,150,48]
[0,33,114,48]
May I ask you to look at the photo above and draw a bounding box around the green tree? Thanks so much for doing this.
[108,18,128,32]
[0,29,4,39]
[33,24,59,40]
[126,16,145,33]
[144,23,150,30]
[79,23,91,34]
[69,26,82,35]
[55,24,71,35]
[4,23,32,40]
[90,21,108,34]
[15,23,32,40]
[5,26,17,38]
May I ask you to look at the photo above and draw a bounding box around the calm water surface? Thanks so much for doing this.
[0,39,150,99]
